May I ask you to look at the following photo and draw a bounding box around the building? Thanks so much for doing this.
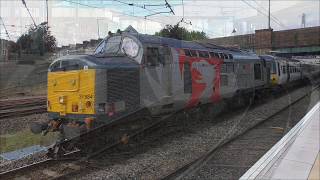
[203,26,320,57]
[0,39,9,61]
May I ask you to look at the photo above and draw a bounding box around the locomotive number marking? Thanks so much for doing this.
[80,94,93,99]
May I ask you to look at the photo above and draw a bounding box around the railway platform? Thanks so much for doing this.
[240,102,319,180]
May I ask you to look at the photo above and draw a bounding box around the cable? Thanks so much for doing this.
[0,17,11,40]
[251,0,286,28]
[111,0,174,17]
[21,0,37,27]
[241,0,286,28]
[179,0,192,25]
[62,0,220,36]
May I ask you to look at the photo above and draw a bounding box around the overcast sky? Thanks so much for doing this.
[1,0,319,46]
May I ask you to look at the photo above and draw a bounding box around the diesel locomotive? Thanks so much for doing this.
[31,27,319,139]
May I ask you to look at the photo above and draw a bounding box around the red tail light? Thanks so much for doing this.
[47,100,51,109]
[72,104,78,112]
[86,101,92,108]
[107,103,115,117]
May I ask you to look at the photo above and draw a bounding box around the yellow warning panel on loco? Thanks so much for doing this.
[271,74,279,86]
[47,69,96,116]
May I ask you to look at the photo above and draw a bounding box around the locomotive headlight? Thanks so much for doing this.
[59,96,65,104]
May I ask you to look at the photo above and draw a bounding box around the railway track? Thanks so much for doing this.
[0,84,317,179]
[160,85,319,180]
[0,111,176,179]
[0,96,46,119]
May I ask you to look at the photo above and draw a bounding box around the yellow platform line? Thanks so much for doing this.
[308,152,320,180]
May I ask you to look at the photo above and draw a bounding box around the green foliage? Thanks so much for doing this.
[16,23,57,56]
[0,130,58,153]
[155,23,207,41]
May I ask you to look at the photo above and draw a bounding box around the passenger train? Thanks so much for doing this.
[260,55,303,86]
[31,26,320,139]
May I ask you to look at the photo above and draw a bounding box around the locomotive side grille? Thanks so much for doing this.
[106,68,140,113]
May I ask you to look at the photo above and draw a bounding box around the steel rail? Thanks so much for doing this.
[160,85,319,180]
[0,105,47,119]
[0,113,176,179]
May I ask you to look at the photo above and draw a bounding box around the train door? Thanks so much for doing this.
[263,59,271,84]
[142,46,173,108]
[158,46,173,98]
[286,62,290,83]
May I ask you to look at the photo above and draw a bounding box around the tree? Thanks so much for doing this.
[16,23,56,56]
[155,23,207,41]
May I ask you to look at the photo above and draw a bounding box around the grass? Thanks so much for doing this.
[0,130,58,154]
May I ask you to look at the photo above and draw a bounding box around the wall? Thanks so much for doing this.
[204,26,320,55]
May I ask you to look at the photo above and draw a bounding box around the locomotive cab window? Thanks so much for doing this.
[49,60,84,72]
[121,37,139,58]
[49,61,61,72]
[145,47,160,66]
[94,41,106,55]
[159,46,172,64]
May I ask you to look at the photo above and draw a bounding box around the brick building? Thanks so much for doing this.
[0,39,9,61]
[203,26,320,57]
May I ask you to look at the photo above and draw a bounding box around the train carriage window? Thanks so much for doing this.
[226,63,234,73]
[254,63,262,80]
[221,63,227,73]
[223,54,228,59]
[198,51,209,58]
[209,52,220,58]
[190,50,198,57]
[146,47,160,66]
[184,49,191,57]
[221,75,228,86]
[282,66,286,74]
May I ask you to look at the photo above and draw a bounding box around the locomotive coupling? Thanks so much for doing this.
[30,122,49,135]
[30,120,62,135]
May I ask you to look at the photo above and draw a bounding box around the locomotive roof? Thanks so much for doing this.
[123,30,260,60]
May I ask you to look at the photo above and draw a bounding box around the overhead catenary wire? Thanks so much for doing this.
[21,0,37,27]
[251,0,286,28]
[179,0,192,25]
[110,0,174,17]
[62,0,220,37]
[0,17,11,40]
[241,0,286,29]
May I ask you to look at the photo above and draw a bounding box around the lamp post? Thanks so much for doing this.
[268,0,271,29]
[97,18,108,39]
[46,0,49,25]
[97,19,100,39]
